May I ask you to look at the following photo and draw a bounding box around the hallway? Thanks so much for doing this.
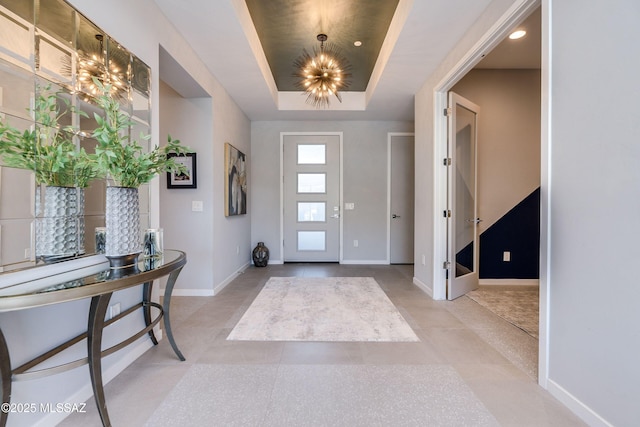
[60,264,583,426]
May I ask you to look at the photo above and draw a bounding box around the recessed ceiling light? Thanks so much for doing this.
[354,40,362,47]
[509,30,526,40]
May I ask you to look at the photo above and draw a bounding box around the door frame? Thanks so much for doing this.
[280,132,344,263]
[430,0,546,383]
[387,132,415,264]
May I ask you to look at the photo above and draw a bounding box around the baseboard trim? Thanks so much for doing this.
[271,260,391,265]
[546,379,613,427]
[413,276,433,297]
[164,288,214,297]
[340,260,388,265]
[213,261,251,295]
[159,263,251,297]
[39,338,154,427]
[479,279,539,286]
[271,260,390,265]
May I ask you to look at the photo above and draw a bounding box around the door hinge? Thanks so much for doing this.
[443,157,451,166]
[443,210,451,218]
[443,261,451,269]
[444,107,452,116]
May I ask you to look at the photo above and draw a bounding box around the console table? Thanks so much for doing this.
[0,250,187,427]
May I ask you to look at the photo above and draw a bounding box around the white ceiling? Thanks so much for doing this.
[154,0,539,122]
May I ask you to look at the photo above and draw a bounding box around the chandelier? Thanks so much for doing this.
[293,34,351,108]
[77,34,127,101]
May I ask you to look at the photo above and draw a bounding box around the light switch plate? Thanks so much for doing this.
[345,202,355,210]
[192,200,203,212]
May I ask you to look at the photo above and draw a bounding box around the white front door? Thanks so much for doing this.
[283,134,341,262]
[389,133,415,264]
[447,92,480,300]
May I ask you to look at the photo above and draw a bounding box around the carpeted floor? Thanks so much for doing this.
[227,276,419,342]
[466,287,539,339]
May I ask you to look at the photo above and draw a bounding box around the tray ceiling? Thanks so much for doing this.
[245,0,399,92]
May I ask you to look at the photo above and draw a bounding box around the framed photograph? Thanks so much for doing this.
[224,143,247,216]
[167,153,197,189]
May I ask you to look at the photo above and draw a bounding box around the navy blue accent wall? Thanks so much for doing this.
[479,188,540,279]
[455,188,540,279]
[456,243,473,274]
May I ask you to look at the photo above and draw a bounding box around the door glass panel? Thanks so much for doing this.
[298,144,326,164]
[297,231,326,251]
[454,104,476,277]
[297,173,326,193]
[297,202,326,222]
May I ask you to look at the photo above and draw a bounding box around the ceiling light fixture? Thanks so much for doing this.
[509,29,527,40]
[76,34,127,101]
[293,33,351,108]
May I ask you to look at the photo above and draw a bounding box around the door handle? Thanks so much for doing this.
[392,214,401,219]
[466,218,482,224]
[331,213,340,219]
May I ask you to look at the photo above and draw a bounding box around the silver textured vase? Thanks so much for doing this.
[105,186,141,267]
[35,186,85,261]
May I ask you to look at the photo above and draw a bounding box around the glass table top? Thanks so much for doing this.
[0,250,185,311]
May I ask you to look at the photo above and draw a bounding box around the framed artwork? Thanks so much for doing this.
[224,143,247,216]
[167,153,197,189]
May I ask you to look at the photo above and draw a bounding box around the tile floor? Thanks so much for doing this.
[60,263,586,426]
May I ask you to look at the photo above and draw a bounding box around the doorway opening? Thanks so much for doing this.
[433,2,543,381]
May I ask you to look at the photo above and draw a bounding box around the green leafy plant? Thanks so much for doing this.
[0,87,99,187]
[91,78,191,188]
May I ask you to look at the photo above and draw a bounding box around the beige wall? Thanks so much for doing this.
[452,69,541,234]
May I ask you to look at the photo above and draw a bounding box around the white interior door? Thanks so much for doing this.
[389,133,415,264]
[447,92,480,300]
[283,134,340,262]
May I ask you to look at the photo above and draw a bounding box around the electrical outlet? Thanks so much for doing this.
[192,200,203,212]
[24,248,31,259]
[353,240,359,247]
[503,251,511,262]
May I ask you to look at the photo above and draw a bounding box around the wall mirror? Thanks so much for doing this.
[0,0,151,273]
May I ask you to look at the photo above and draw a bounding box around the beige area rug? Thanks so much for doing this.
[227,277,419,342]
[466,288,539,339]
